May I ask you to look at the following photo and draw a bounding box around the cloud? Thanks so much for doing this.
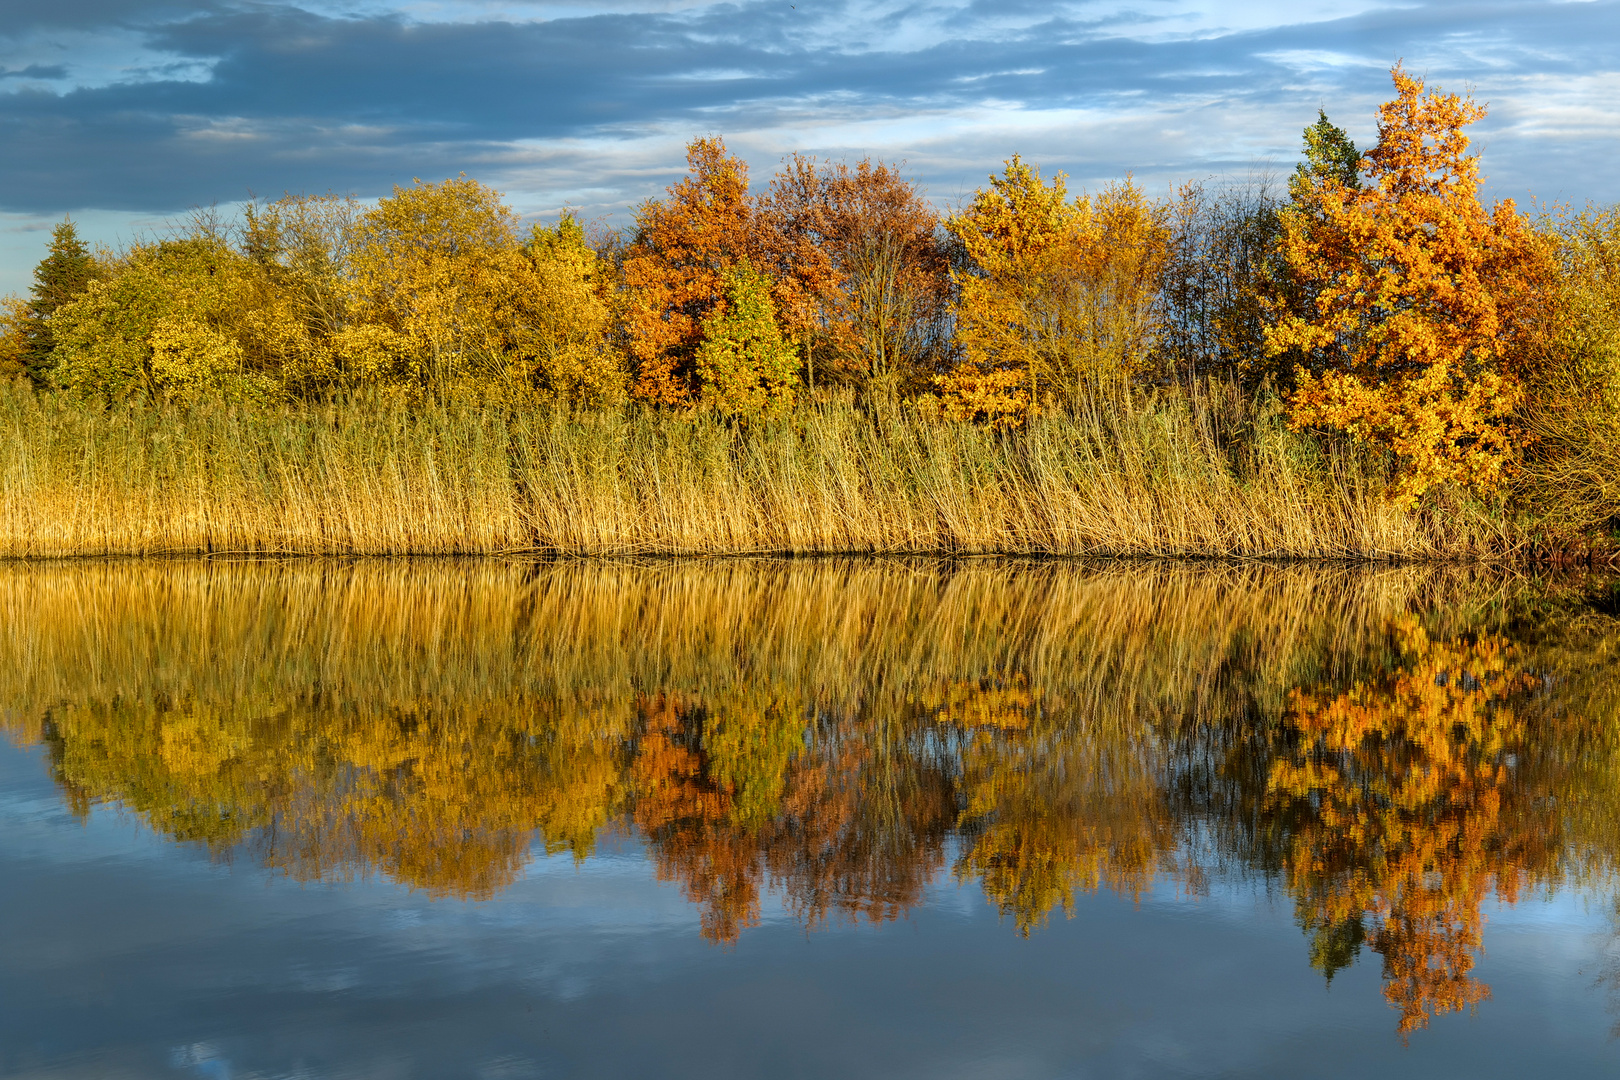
[0,0,1616,288]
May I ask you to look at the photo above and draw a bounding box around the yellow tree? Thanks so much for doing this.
[0,296,29,378]
[1265,67,1557,502]
[47,235,269,403]
[942,157,1172,425]
[514,213,625,406]
[349,176,529,385]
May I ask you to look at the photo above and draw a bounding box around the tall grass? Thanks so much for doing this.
[0,380,1515,558]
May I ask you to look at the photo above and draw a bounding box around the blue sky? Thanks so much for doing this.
[2,0,1618,294]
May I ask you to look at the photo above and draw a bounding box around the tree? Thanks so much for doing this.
[1266,618,1554,1036]
[349,176,528,385]
[941,157,1173,425]
[0,297,29,379]
[1156,178,1284,382]
[23,218,98,384]
[1293,110,1362,197]
[48,236,263,402]
[513,213,626,406]
[760,156,950,397]
[693,260,800,417]
[238,192,365,391]
[624,138,763,406]
[1264,67,1558,502]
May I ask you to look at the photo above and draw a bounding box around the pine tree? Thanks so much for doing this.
[24,218,97,384]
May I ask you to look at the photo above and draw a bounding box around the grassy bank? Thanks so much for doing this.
[0,379,1526,559]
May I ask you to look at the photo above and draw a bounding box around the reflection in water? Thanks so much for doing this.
[3,558,1619,1036]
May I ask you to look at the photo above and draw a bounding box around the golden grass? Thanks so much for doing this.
[0,379,1519,558]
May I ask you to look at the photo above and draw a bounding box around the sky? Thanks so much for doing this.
[1,0,1618,294]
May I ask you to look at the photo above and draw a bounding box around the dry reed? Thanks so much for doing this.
[0,380,1517,559]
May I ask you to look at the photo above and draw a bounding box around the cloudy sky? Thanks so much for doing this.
[1,0,1617,293]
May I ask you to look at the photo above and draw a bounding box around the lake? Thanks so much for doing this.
[3,558,1619,1078]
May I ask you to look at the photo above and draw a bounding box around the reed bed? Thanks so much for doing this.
[0,380,1515,559]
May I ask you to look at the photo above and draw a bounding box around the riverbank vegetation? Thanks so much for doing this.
[2,66,1617,559]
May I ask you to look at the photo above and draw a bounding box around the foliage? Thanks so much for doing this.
[1266,68,1559,503]
[1293,109,1363,196]
[48,236,273,402]
[349,176,528,384]
[1514,207,1620,534]
[761,156,950,396]
[0,296,29,379]
[516,214,626,406]
[23,219,99,384]
[693,260,800,417]
[624,138,764,406]
[8,557,1618,1027]
[942,157,1173,424]
[1267,618,1550,1035]
[12,94,1620,533]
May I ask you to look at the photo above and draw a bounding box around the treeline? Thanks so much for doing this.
[3,65,1619,541]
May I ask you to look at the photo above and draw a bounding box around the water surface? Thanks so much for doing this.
[3,558,1620,1077]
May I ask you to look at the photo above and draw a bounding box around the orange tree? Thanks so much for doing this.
[760,156,949,396]
[623,138,822,409]
[1265,67,1557,503]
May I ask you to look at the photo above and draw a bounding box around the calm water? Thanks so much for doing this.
[3,558,1620,1078]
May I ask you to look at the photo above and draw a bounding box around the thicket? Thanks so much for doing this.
[3,65,1618,557]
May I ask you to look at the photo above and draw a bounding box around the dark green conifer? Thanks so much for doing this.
[24,218,97,384]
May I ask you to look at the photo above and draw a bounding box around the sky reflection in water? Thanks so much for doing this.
[2,558,1620,1078]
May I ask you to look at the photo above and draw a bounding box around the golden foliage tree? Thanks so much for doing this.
[349,176,530,385]
[514,214,625,406]
[1265,67,1558,502]
[0,296,30,379]
[941,158,1173,425]
[48,235,274,403]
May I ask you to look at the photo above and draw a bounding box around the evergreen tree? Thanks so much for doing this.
[1291,110,1362,200]
[24,218,97,384]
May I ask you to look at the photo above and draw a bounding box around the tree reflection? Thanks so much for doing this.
[1266,617,1557,1035]
[3,559,1618,1035]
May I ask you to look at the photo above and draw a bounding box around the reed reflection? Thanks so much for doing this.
[2,558,1617,1035]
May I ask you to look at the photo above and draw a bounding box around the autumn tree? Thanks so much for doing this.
[48,235,269,403]
[513,214,626,406]
[693,261,800,417]
[938,675,1180,934]
[1265,68,1558,502]
[631,690,804,942]
[349,176,529,385]
[239,192,367,390]
[941,158,1173,425]
[1266,618,1557,1036]
[0,296,29,379]
[760,156,950,397]
[624,138,767,406]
